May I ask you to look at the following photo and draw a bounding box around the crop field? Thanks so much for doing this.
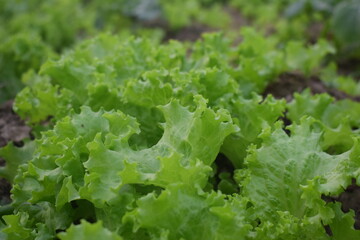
[0,0,360,239]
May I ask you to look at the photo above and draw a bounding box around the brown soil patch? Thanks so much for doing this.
[164,23,214,42]
[0,178,11,205]
[337,58,360,81]
[0,100,31,148]
[225,6,249,30]
[0,100,31,205]
[307,22,324,44]
[263,72,360,102]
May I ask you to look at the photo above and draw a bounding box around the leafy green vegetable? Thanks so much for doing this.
[123,184,252,240]
[285,39,335,76]
[4,95,236,238]
[287,90,360,153]
[0,141,35,184]
[160,0,230,29]
[0,34,54,103]
[58,221,123,240]
[320,63,360,96]
[238,118,360,239]
[2,2,360,238]
[221,94,286,167]
[331,0,360,58]
[329,203,360,239]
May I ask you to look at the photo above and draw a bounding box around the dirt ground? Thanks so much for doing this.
[0,100,31,205]
[263,72,360,102]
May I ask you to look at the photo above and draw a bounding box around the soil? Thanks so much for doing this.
[225,6,249,30]
[151,5,249,43]
[0,100,31,148]
[140,16,215,42]
[307,22,325,44]
[337,58,360,81]
[263,72,360,102]
[0,100,31,205]
[0,178,11,205]
[164,23,214,42]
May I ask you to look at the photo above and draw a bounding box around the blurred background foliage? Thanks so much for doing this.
[0,0,360,103]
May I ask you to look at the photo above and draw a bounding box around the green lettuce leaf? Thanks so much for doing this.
[221,94,286,168]
[2,202,77,240]
[58,220,122,240]
[287,90,360,129]
[329,203,360,239]
[0,33,54,103]
[285,39,335,76]
[235,28,286,95]
[287,90,360,153]
[0,140,35,183]
[238,117,360,239]
[80,95,237,206]
[2,213,33,240]
[9,95,236,237]
[123,184,252,240]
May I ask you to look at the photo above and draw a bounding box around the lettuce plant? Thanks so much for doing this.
[1,30,360,239]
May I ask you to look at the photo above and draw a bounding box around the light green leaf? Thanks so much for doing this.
[80,96,237,206]
[329,202,360,240]
[2,213,33,240]
[239,117,360,238]
[0,140,35,183]
[221,94,286,167]
[285,39,335,76]
[123,184,252,240]
[58,220,122,240]
[287,90,360,153]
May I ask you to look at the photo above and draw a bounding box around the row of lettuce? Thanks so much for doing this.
[1,0,360,103]
[0,28,360,239]
[1,0,360,239]
[0,0,234,102]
